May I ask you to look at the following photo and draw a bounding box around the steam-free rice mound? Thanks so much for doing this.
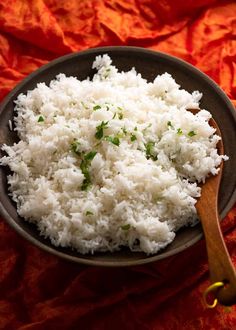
[0,55,227,254]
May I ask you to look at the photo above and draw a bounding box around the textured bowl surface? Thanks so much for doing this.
[0,46,236,266]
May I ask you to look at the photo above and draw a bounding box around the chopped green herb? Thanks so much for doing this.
[80,161,90,190]
[70,101,76,106]
[80,151,97,190]
[116,131,124,139]
[105,136,120,146]
[145,141,157,161]
[84,151,97,161]
[167,121,174,129]
[38,115,44,122]
[71,140,81,155]
[122,127,127,135]
[93,105,101,111]
[95,121,109,139]
[85,211,94,216]
[188,130,197,137]
[121,224,131,230]
[177,128,183,135]
[81,101,89,109]
[117,106,123,111]
[134,126,137,131]
[104,68,111,78]
[112,112,117,119]
[118,113,123,120]
[130,134,137,142]
[145,141,154,155]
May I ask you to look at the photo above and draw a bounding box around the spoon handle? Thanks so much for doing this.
[196,174,236,306]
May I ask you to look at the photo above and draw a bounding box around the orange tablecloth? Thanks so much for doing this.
[0,1,236,329]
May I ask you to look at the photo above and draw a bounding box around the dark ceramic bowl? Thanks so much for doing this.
[0,47,236,266]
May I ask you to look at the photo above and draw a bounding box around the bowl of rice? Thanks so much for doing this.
[0,46,236,266]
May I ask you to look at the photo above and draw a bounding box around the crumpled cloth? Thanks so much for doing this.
[0,1,236,329]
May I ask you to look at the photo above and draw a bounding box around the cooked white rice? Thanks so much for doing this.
[0,55,228,254]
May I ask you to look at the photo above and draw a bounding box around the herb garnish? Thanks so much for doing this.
[167,121,174,129]
[38,115,44,122]
[80,151,97,190]
[81,101,89,109]
[145,141,157,161]
[104,68,111,78]
[84,151,97,161]
[177,128,183,135]
[95,121,109,139]
[121,224,131,230]
[118,113,123,120]
[188,130,197,137]
[93,105,101,111]
[71,140,81,155]
[105,136,120,146]
[85,211,94,216]
[122,127,127,135]
[130,134,137,142]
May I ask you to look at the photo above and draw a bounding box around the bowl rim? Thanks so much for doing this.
[0,46,235,266]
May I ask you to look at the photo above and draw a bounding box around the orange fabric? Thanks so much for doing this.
[0,0,236,329]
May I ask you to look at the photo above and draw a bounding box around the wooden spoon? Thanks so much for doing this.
[189,109,236,306]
